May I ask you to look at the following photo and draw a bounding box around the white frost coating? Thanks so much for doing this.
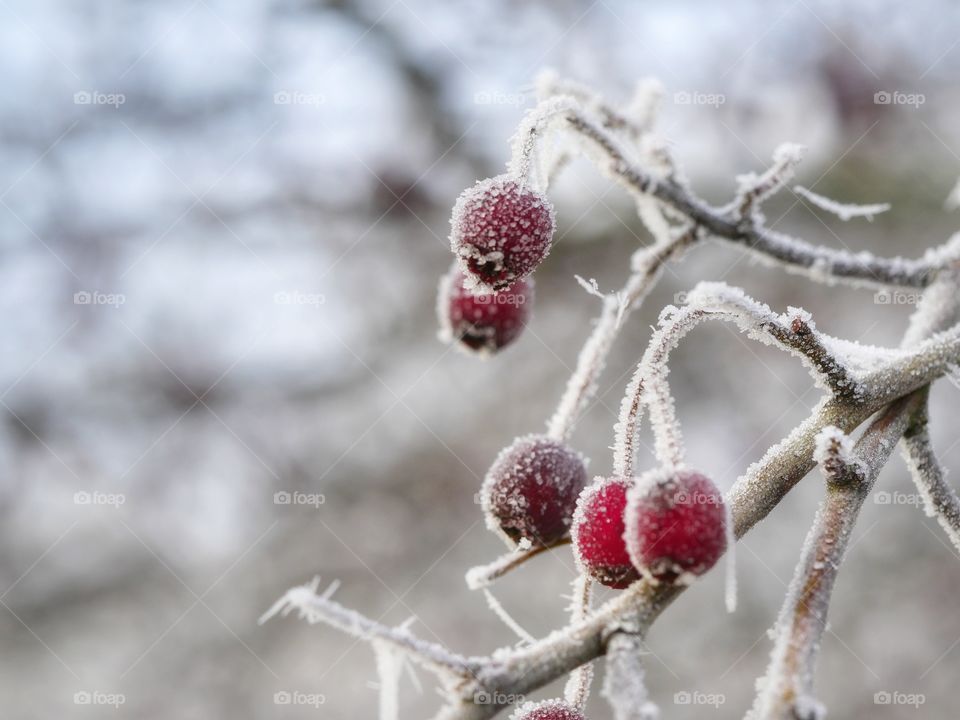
[574,274,605,299]
[547,234,688,441]
[562,574,594,710]
[794,185,890,221]
[724,498,737,614]
[735,142,806,212]
[374,640,403,720]
[626,77,664,134]
[813,425,855,466]
[508,95,580,189]
[601,631,660,720]
[902,266,960,348]
[945,176,960,210]
[901,416,960,555]
[483,588,535,644]
[635,196,672,245]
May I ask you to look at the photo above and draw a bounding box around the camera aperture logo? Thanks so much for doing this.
[274,490,325,508]
[74,690,125,707]
[273,690,326,707]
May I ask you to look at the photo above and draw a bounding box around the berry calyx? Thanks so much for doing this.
[437,263,532,355]
[482,434,588,547]
[450,174,555,293]
[572,477,639,589]
[624,469,727,582]
[511,699,587,720]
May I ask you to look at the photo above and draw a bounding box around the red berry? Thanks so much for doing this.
[450,174,555,293]
[482,434,588,547]
[572,477,639,589]
[625,469,727,581]
[437,263,532,355]
[511,699,586,720]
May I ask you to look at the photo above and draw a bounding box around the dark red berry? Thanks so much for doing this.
[482,434,588,547]
[625,469,727,581]
[572,477,639,589]
[450,174,555,293]
[437,263,532,355]
[511,699,586,720]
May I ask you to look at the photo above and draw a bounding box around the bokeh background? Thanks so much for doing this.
[4,0,960,717]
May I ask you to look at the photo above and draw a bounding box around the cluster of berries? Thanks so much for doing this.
[447,173,726,719]
[484,435,726,589]
[438,175,554,355]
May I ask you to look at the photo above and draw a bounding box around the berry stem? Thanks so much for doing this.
[562,109,960,289]
[465,539,571,590]
[562,574,594,710]
[613,282,868,477]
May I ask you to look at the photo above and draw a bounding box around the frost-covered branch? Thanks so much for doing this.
[901,392,960,554]
[561,110,960,289]
[259,579,480,681]
[736,143,805,218]
[602,614,660,720]
[794,186,891,222]
[268,79,960,720]
[748,396,922,720]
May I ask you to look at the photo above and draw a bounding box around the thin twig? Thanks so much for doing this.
[901,390,960,554]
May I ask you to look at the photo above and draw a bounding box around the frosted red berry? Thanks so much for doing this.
[511,699,586,720]
[450,174,555,293]
[437,263,532,355]
[572,477,639,589]
[625,469,727,581]
[482,434,588,547]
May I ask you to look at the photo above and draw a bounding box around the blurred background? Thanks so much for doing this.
[3,0,960,717]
